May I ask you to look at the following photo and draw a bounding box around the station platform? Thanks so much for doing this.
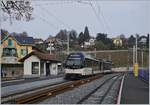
[1,77,65,97]
[120,73,149,104]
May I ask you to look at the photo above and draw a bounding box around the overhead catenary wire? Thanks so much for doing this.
[95,1,111,34]
[76,0,106,33]
[88,1,107,33]
[76,0,110,34]
[34,0,107,33]
[39,6,72,30]
[32,1,74,6]
[2,0,111,35]
[33,12,58,30]
[35,0,107,32]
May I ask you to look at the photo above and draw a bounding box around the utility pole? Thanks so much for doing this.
[133,46,135,65]
[67,31,70,55]
[0,0,2,73]
[49,41,52,55]
[135,34,138,63]
[0,0,1,30]
[141,49,143,67]
[94,48,96,58]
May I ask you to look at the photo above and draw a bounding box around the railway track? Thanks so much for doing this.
[77,74,123,104]
[2,74,103,104]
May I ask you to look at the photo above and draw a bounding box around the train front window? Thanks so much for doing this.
[66,58,82,66]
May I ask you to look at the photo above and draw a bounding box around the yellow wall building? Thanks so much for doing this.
[113,38,123,47]
[1,35,34,77]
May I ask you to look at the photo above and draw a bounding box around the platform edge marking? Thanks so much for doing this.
[117,74,125,104]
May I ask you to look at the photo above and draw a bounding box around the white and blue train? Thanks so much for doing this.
[63,52,112,79]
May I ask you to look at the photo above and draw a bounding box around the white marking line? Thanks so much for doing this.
[117,74,125,104]
[1,79,25,83]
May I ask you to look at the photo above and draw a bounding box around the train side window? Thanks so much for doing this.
[84,59,91,67]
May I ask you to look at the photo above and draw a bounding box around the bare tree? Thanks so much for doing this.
[1,0,33,22]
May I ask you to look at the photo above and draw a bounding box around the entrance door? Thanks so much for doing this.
[46,63,50,76]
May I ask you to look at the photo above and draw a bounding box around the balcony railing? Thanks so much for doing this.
[1,56,20,64]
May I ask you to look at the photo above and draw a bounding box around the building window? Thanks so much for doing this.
[20,49,24,55]
[2,48,17,57]
[20,49,27,56]
[32,62,39,74]
[8,39,13,46]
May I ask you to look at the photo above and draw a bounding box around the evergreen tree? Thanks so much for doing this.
[128,35,136,48]
[83,26,90,41]
[96,33,107,42]
[69,30,77,41]
[55,29,67,41]
[119,34,128,49]
[78,32,84,45]
[96,33,111,45]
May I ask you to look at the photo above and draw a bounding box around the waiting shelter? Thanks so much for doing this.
[19,51,61,77]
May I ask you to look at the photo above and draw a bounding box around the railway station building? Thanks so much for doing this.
[19,51,62,77]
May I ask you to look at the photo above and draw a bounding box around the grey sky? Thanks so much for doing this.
[2,0,150,40]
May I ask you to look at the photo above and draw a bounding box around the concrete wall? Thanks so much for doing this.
[24,55,40,76]
[50,63,58,75]
[112,67,128,72]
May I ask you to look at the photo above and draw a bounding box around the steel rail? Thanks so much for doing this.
[77,74,122,104]
[14,74,103,104]
[1,80,68,104]
[99,75,122,104]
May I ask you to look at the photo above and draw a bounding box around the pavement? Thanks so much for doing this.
[120,73,149,104]
[1,73,64,87]
[1,77,66,97]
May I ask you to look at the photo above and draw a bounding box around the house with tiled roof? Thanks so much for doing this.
[34,38,44,44]
[1,34,34,77]
[19,51,62,77]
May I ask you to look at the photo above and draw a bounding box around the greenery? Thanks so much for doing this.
[78,32,84,45]
[94,41,107,50]
[1,28,149,52]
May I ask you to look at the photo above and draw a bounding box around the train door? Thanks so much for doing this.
[101,62,104,72]
[99,61,102,71]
